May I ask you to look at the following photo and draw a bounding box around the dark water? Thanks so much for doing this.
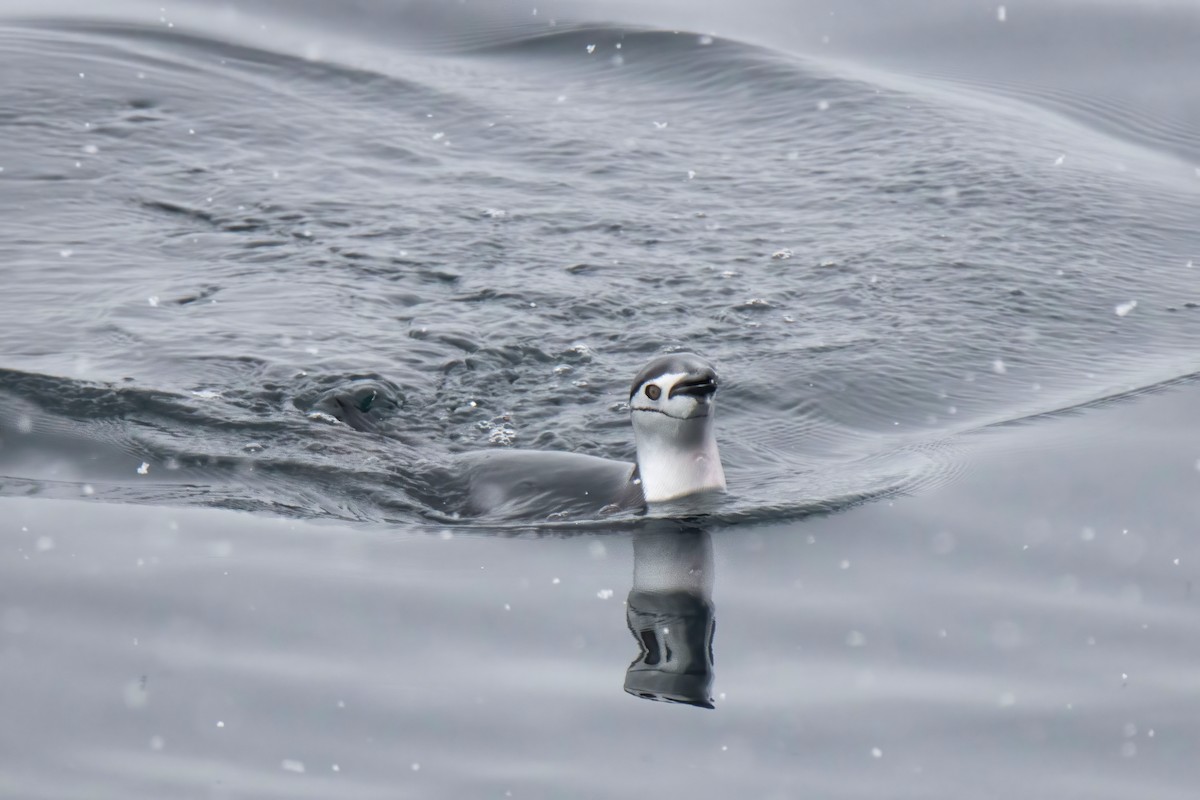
[2,0,1200,796]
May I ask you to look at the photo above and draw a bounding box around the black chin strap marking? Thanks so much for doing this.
[631,407,710,421]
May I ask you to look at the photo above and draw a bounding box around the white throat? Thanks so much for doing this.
[631,413,726,504]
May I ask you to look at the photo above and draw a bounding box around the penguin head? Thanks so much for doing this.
[628,353,718,423]
[628,353,726,503]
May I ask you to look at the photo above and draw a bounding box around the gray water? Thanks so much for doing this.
[2,0,1200,796]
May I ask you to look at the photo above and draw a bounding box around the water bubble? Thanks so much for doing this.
[991,359,1007,375]
[1114,300,1138,317]
[281,759,305,774]
[487,425,516,445]
[1054,154,1065,165]
[870,747,883,759]
[816,99,830,111]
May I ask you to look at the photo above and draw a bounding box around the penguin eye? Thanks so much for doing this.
[644,384,661,400]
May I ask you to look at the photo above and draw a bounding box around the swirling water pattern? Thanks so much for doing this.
[1,4,1198,526]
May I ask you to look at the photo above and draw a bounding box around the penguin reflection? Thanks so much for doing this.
[624,528,716,709]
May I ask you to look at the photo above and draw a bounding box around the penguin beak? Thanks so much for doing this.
[669,373,718,399]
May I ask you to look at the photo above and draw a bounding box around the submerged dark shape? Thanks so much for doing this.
[304,377,405,434]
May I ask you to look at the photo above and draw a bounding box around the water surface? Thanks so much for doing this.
[2,0,1199,796]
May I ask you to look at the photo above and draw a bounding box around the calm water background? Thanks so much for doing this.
[2,0,1199,796]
